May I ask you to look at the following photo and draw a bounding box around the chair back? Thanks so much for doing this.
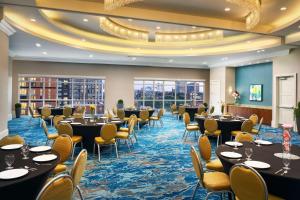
[52,134,73,163]
[117,109,125,120]
[171,104,177,112]
[249,114,259,125]
[198,135,211,161]
[100,124,117,141]
[128,120,135,135]
[204,118,218,133]
[29,106,35,117]
[257,117,264,132]
[230,164,268,200]
[241,120,254,133]
[36,174,74,200]
[53,115,65,129]
[183,112,191,126]
[190,146,204,186]
[63,107,72,118]
[235,132,254,142]
[0,135,25,147]
[197,106,205,115]
[42,120,50,137]
[178,106,185,115]
[157,109,164,119]
[209,106,215,114]
[140,110,149,121]
[112,107,117,115]
[71,149,87,187]
[128,114,138,126]
[57,123,73,137]
[41,107,51,118]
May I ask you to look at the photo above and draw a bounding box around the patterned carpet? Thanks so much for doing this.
[7,114,300,200]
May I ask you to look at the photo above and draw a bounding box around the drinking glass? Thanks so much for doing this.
[282,152,291,170]
[5,154,15,169]
[245,147,253,160]
[21,145,29,160]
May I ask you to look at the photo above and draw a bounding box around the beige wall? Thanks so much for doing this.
[12,60,210,111]
[0,30,9,138]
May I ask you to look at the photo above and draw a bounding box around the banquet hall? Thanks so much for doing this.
[0,0,300,199]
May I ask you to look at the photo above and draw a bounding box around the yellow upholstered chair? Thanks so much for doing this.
[178,106,186,120]
[249,114,259,126]
[198,135,223,172]
[53,115,65,130]
[204,118,221,146]
[63,107,73,118]
[94,123,118,162]
[150,109,164,127]
[138,110,150,130]
[116,120,135,152]
[231,120,254,140]
[230,164,284,200]
[183,112,200,141]
[29,106,41,121]
[235,132,254,142]
[252,117,264,135]
[120,114,138,140]
[190,146,233,199]
[36,174,74,200]
[52,134,73,174]
[117,109,129,122]
[42,120,58,145]
[72,106,85,118]
[0,135,25,147]
[171,104,179,117]
[70,149,87,200]
[57,123,83,159]
[195,106,205,117]
[41,107,54,126]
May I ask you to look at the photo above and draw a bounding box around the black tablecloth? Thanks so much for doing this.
[185,107,198,121]
[0,148,59,200]
[37,107,75,116]
[216,142,300,200]
[195,117,243,144]
[124,110,154,118]
[70,118,123,152]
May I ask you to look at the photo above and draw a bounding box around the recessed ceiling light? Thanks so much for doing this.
[35,43,41,47]
[42,51,47,55]
[156,26,161,30]
[265,59,271,62]
[202,62,207,65]
[298,25,300,29]
[224,7,231,12]
[89,54,93,58]
[247,41,252,43]
[131,57,137,61]
[280,7,287,11]
[189,48,193,50]
[30,18,36,22]
[168,59,174,63]
[128,18,133,22]
[222,57,228,61]
[83,18,89,22]
[81,38,86,42]
[192,26,197,29]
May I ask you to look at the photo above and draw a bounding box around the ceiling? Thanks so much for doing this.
[1,0,300,68]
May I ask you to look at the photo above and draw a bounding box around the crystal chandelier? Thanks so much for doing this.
[226,0,261,30]
[104,0,143,10]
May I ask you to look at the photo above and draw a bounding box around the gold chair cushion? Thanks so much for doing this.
[206,159,224,172]
[95,137,116,145]
[116,131,129,139]
[187,125,199,131]
[119,127,129,132]
[231,131,242,136]
[150,116,159,120]
[203,172,231,191]
[53,164,67,174]
[72,136,82,143]
[48,133,59,140]
[251,128,259,135]
[204,129,221,136]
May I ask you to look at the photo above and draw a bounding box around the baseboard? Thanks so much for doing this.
[0,129,8,139]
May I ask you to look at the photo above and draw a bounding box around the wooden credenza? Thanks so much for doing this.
[227,104,272,125]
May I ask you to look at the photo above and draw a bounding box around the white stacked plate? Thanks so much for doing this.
[254,140,273,145]
[100,116,108,119]
[220,151,243,159]
[96,123,106,125]
[70,122,82,125]
[84,117,92,119]
[66,118,74,120]
[232,119,241,121]
[60,120,71,123]
[0,169,29,180]
[111,120,121,123]
[1,144,23,150]
[244,161,271,169]
[225,141,243,147]
[33,154,57,162]
[29,146,51,153]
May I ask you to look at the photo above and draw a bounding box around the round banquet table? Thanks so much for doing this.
[68,118,123,152]
[185,107,198,121]
[216,142,300,200]
[0,147,59,200]
[195,116,244,144]
[37,107,75,116]
[124,109,155,118]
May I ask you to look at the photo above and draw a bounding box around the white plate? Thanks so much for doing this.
[244,161,271,169]
[1,144,23,150]
[29,146,51,152]
[231,119,241,122]
[96,123,106,125]
[60,120,71,123]
[33,154,57,162]
[254,140,273,145]
[70,122,82,125]
[0,169,29,180]
[221,151,243,159]
[111,120,122,123]
[274,153,300,160]
[100,116,108,119]
[66,118,74,120]
[84,117,92,119]
[225,141,243,147]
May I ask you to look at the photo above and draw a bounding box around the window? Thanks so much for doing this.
[134,79,205,111]
[18,75,105,115]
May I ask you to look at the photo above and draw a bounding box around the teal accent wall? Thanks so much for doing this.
[235,62,272,106]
